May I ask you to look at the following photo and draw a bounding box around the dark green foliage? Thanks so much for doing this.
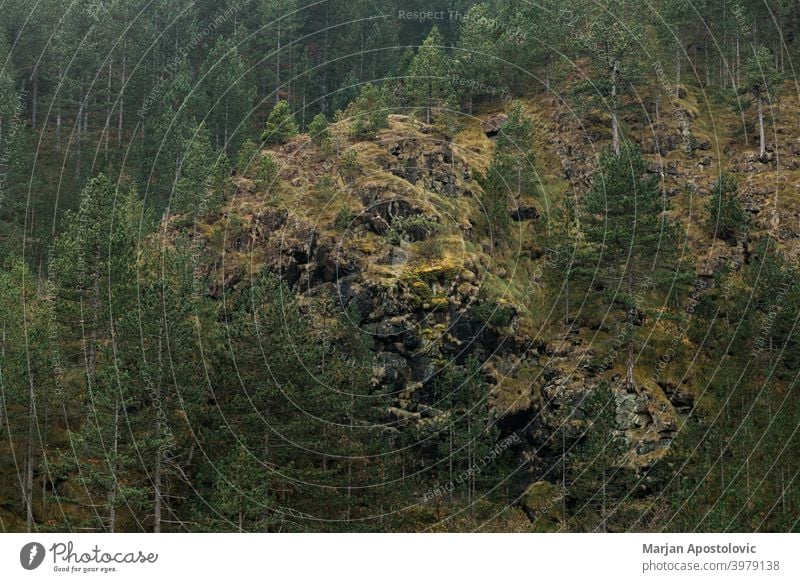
[198,37,255,155]
[570,143,690,390]
[565,384,635,531]
[173,123,230,218]
[470,290,514,328]
[333,205,354,230]
[405,27,455,124]
[430,358,501,502]
[476,103,537,245]
[706,173,747,243]
[262,100,299,145]
[493,102,537,198]
[346,84,390,139]
[236,139,261,178]
[385,215,442,245]
[308,113,331,145]
[3,0,800,535]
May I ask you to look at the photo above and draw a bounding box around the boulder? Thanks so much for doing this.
[482,113,509,137]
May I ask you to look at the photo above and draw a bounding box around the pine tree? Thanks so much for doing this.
[574,0,646,153]
[477,103,537,245]
[577,143,686,392]
[743,44,781,161]
[139,65,198,207]
[346,83,390,139]
[454,4,502,110]
[262,100,299,145]
[494,102,537,199]
[405,27,453,124]
[51,175,143,531]
[0,258,53,531]
[172,123,229,219]
[198,36,255,156]
[706,173,747,244]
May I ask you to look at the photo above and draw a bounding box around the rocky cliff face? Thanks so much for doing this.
[181,86,799,519]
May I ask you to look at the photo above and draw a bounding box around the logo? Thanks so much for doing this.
[20,542,46,570]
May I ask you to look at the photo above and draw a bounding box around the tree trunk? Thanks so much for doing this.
[735,35,740,88]
[109,404,119,533]
[757,94,766,161]
[56,104,61,151]
[275,20,281,103]
[545,57,551,92]
[88,272,99,378]
[154,448,162,532]
[427,81,432,125]
[75,96,83,179]
[31,72,38,131]
[118,52,125,147]
[625,263,636,392]
[105,63,111,156]
[611,61,620,154]
[25,373,36,532]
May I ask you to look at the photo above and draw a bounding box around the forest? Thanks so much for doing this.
[1,0,800,532]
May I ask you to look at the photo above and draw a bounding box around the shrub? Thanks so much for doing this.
[334,205,354,230]
[470,290,514,328]
[385,215,442,245]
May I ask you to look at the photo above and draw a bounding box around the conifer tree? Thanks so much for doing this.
[406,27,454,124]
[743,45,781,161]
[262,100,299,145]
[706,173,747,244]
[198,37,255,156]
[576,143,685,392]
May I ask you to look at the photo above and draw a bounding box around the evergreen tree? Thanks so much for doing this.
[743,44,781,161]
[198,36,255,156]
[172,123,230,219]
[0,258,53,531]
[262,100,299,145]
[346,84,390,139]
[574,0,646,153]
[139,66,198,207]
[454,4,502,110]
[576,143,686,392]
[405,27,454,124]
[706,173,747,244]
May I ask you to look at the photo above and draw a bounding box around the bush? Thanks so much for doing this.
[470,291,514,328]
[340,147,359,171]
[333,205,354,230]
[385,215,442,245]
